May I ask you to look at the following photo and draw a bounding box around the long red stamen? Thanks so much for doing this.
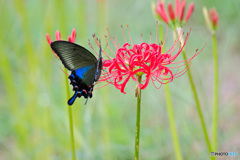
[92,33,100,47]
[107,28,118,50]
[112,36,119,49]
[155,21,158,44]
[94,83,110,90]
[150,32,152,44]
[59,66,69,76]
[162,25,168,46]
[104,35,116,56]
[126,24,133,46]
[114,36,121,48]
[121,25,127,43]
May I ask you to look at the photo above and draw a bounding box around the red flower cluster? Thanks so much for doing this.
[46,29,76,57]
[90,25,203,94]
[155,0,194,28]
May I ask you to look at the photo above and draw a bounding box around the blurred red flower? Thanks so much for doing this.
[155,0,194,28]
[46,28,76,58]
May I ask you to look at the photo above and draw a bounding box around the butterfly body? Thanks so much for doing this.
[50,40,102,105]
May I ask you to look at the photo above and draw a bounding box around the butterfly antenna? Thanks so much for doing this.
[99,39,102,57]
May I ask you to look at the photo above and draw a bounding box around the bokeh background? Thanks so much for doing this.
[0,0,240,159]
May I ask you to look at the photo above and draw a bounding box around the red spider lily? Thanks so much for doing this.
[155,0,194,28]
[89,25,204,94]
[46,28,76,58]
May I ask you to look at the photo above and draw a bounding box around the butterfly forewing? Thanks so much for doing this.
[51,41,97,71]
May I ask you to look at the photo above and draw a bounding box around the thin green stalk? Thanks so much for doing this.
[174,29,214,159]
[97,1,112,159]
[164,84,183,160]
[56,0,76,158]
[159,24,183,160]
[182,50,213,156]
[64,68,76,160]
[135,76,142,160]
[184,50,217,160]
[212,33,218,152]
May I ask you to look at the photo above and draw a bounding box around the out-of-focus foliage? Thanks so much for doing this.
[0,0,239,159]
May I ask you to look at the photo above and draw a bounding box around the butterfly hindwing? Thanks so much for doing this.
[74,64,97,86]
[51,41,97,71]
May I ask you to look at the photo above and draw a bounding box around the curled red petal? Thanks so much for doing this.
[175,0,180,19]
[140,74,151,90]
[168,2,175,20]
[68,36,72,42]
[120,74,131,94]
[184,2,194,22]
[71,28,76,42]
[156,1,169,23]
[46,33,52,45]
[55,30,61,40]
[180,0,186,21]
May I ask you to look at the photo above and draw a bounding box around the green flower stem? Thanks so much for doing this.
[135,76,142,160]
[97,1,112,159]
[164,84,183,160]
[159,24,183,160]
[212,33,218,152]
[182,45,214,159]
[175,29,214,159]
[64,68,76,160]
[56,0,76,158]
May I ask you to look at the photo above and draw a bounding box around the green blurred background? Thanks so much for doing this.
[0,0,240,159]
